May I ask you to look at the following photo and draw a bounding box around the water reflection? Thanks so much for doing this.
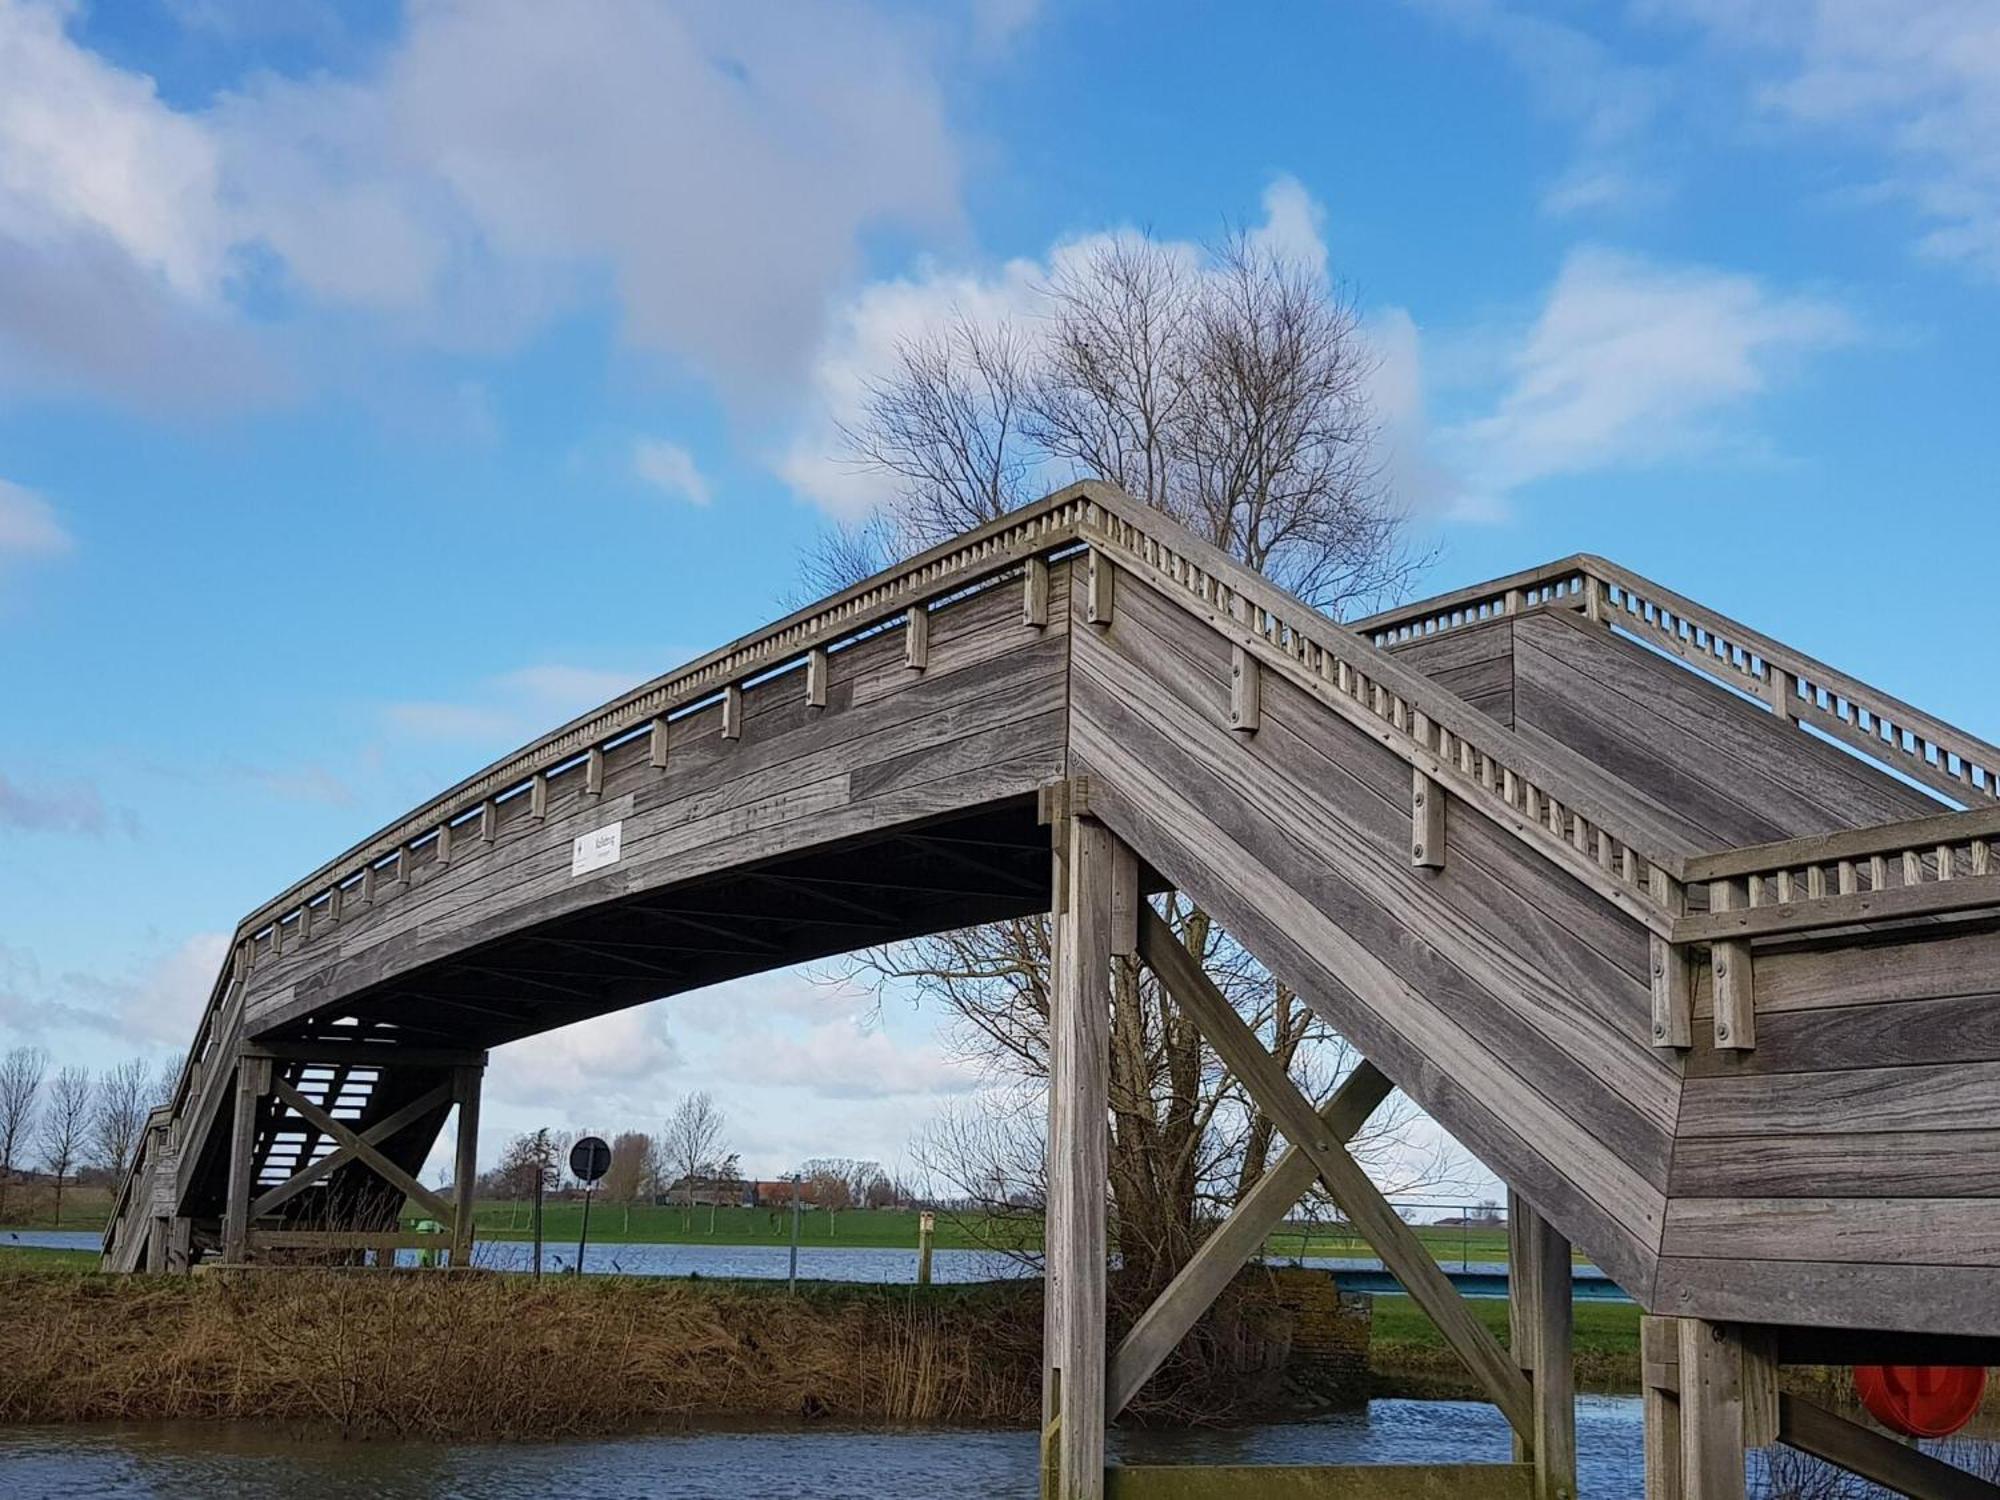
[0,1398,1649,1500]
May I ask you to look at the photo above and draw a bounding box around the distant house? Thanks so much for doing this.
[661,1174,756,1208]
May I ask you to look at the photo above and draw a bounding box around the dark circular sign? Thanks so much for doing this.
[569,1135,612,1184]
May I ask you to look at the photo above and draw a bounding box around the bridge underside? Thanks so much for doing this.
[110,485,2000,1500]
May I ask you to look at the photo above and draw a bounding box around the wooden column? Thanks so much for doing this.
[221,1054,272,1264]
[1043,806,1117,1500]
[1520,1199,1577,1500]
[1641,1317,1684,1500]
[1678,1320,1747,1500]
[450,1062,483,1267]
[145,1217,169,1274]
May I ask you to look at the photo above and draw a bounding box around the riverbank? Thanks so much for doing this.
[0,1263,1369,1438]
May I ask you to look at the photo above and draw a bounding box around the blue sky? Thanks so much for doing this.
[1,0,1996,1188]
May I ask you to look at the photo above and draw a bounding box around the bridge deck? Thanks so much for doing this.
[109,483,2000,1351]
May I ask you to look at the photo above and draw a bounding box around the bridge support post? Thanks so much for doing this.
[1042,797,1117,1500]
[450,1062,483,1268]
[222,1053,272,1265]
[1508,1191,1577,1500]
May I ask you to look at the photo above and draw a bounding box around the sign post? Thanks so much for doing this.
[789,1174,802,1292]
[569,1135,612,1276]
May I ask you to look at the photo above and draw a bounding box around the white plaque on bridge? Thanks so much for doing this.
[571,821,623,876]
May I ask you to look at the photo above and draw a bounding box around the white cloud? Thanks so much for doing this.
[0,0,965,404]
[0,931,227,1049]
[632,438,711,506]
[1650,0,2000,279]
[1441,246,1853,514]
[487,1005,682,1117]
[0,770,107,834]
[0,477,71,563]
[1247,175,1330,279]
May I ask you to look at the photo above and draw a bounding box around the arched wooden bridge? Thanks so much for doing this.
[108,482,2000,1500]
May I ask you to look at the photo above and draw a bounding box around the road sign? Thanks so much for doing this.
[569,1135,612,1184]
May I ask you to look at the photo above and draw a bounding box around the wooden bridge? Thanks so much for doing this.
[106,481,2000,1499]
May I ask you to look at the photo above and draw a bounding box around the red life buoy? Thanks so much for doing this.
[1853,1365,1987,1438]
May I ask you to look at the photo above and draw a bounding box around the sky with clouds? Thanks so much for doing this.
[2,0,1997,1196]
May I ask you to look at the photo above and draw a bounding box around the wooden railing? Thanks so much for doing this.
[1357,555,2000,810]
[1677,804,2000,943]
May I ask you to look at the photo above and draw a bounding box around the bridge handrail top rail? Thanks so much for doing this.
[1683,802,2000,884]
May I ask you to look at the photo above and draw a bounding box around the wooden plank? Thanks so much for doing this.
[1104,1465,1535,1500]
[1664,1197,2000,1266]
[1693,922,2000,1015]
[1107,1061,1393,1416]
[1670,1130,2000,1200]
[1677,1320,1745,1500]
[805,647,828,709]
[1046,813,1116,1500]
[1685,991,2000,1076]
[245,1041,486,1070]
[1679,1060,2000,1137]
[1412,770,1445,870]
[905,606,929,671]
[1653,1256,2000,1336]
[1780,1395,2000,1500]
[1025,555,1050,628]
[1137,906,1534,1439]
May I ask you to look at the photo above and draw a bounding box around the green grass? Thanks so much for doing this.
[1370,1291,1641,1355]
[450,1200,1038,1251]
[0,1245,98,1271]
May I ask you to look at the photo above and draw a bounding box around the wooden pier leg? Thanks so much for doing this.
[222,1054,271,1265]
[450,1062,483,1268]
[145,1216,169,1274]
[1679,1320,1747,1500]
[1509,1193,1576,1500]
[1641,1317,1685,1500]
[1043,806,1116,1500]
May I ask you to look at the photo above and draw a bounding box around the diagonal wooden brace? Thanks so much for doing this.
[1108,1058,1394,1416]
[269,1077,456,1229]
[1136,906,1535,1440]
[249,1080,453,1222]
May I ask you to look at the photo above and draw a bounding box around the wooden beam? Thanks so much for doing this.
[722,683,743,741]
[1677,1320,1746,1500]
[1707,880,1754,1052]
[244,1041,487,1070]
[905,606,929,670]
[270,1077,456,1228]
[1519,1200,1576,1500]
[248,1080,454,1221]
[222,1054,272,1264]
[649,716,671,767]
[1136,906,1534,1440]
[1108,1060,1393,1417]
[1412,769,1445,870]
[1229,645,1260,733]
[1086,547,1114,625]
[1780,1394,2000,1500]
[805,647,828,708]
[1640,1317,1683,1500]
[1045,813,1117,1500]
[247,1230,452,1252]
[1024,556,1050,628]
[451,1064,482,1267]
[1673,871,2000,942]
[1103,1464,1536,1499]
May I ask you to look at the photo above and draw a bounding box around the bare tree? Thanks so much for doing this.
[39,1066,92,1227]
[602,1130,652,1207]
[663,1092,726,1230]
[91,1058,153,1178]
[0,1046,46,1223]
[806,229,1448,1290]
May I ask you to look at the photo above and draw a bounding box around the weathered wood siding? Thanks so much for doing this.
[1387,616,1516,727]
[1069,569,1669,1296]
[243,566,1073,1034]
[1658,919,2000,1335]
[1512,609,1942,852]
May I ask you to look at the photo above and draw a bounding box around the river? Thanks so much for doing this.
[6,1230,1620,1295]
[0,1397,1654,1498]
